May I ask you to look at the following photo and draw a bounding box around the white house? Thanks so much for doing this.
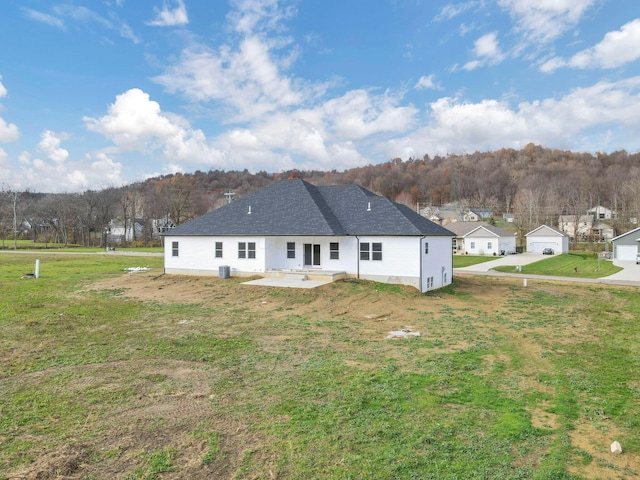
[163,179,455,292]
[558,215,594,241]
[611,227,640,261]
[445,222,517,256]
[588,205,616,220]
[107,218,144,244]
[525,225,569,254]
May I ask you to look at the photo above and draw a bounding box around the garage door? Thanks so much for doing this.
[528,241,556,253]
[615,245,638,261]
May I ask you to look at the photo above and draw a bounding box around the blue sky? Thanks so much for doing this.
[1,0,639,192]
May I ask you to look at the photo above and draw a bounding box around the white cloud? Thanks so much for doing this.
[228,0,297,35]
[3,148,126,193]
[0,77,19,143]
[322,89,416,139]
[23,8,65,29]
[415,75,441,90]
[0,117,19,143]
[52,5,112,29]
[154,36,306,123]
[463,32,504,70]
[119,23,140,44]
[0,147,8,170]
[37,130,69,164]
[85,88,190,150]
[23,5,142,44]
[434,2,478,22]
[542,18,640,72]
[84,88,233,170]
[85,79,417,174]
[146,0,189,27]
[498,0,596,44]
[385,77,640,158]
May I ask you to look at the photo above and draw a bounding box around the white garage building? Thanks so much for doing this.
[525,225,569,254]
[612,227,640,261]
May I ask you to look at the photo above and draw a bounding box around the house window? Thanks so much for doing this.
[360,242,382,261]
[427,276,434,289]
[360,242,370,261]
[238,242,256,259]
[372,242,382,260]
[330,242,339,260]
[287,242,295,259]
[424,242,429,254]
[215,242,223,258]
[470,241,475,249]
[172,241,179,257]
[487,241,492,249]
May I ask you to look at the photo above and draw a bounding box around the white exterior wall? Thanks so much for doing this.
[164,236,266,275]
[464,232,500,255]
[264,236,356,272]
[526,236,569,253]
[498,236,517,254]
[421,236,453,292]
[356,236,452,292]
[164,234,454,292]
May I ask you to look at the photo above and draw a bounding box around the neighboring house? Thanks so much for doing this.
[588,205,616,220]
[502,213,514,223]
[467,208,493,221]
[445,222,517,255]
[107,218,145,244]
[558,215,593,241]
[152,216,176,235]
[611,227,640,261]
[434,209,462,225]
[462,210,481,222]
[163,179,455,292]
[419,206,461,225]
[590,222,615,242]
[525,225,569,254]
[108,217,177,244]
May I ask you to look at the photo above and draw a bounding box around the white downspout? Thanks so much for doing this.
[355,236,360,279]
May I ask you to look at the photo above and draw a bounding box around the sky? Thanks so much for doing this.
[0,0,639,193]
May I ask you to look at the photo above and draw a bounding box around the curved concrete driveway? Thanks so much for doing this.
[606,259,640,281]
[454,253,640,287]
[454,253,547,272]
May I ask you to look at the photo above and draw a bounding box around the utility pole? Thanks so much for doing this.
[224,190,235,204]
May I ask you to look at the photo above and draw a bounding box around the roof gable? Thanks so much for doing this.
[612,226,640,242]
[445,221,514,238]
[166,179,454,237]
[526,225,567,237]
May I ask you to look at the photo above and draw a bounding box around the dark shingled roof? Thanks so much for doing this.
[166,179,454,237]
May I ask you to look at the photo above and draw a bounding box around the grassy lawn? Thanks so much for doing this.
[453,254,500,268]
[493,252,622,278]
[0,240,164,254]
[1,253,639,479]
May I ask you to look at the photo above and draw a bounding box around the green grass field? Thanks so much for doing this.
[493,253,622,278]
[452,254,500,268]
[0,252,638,479]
